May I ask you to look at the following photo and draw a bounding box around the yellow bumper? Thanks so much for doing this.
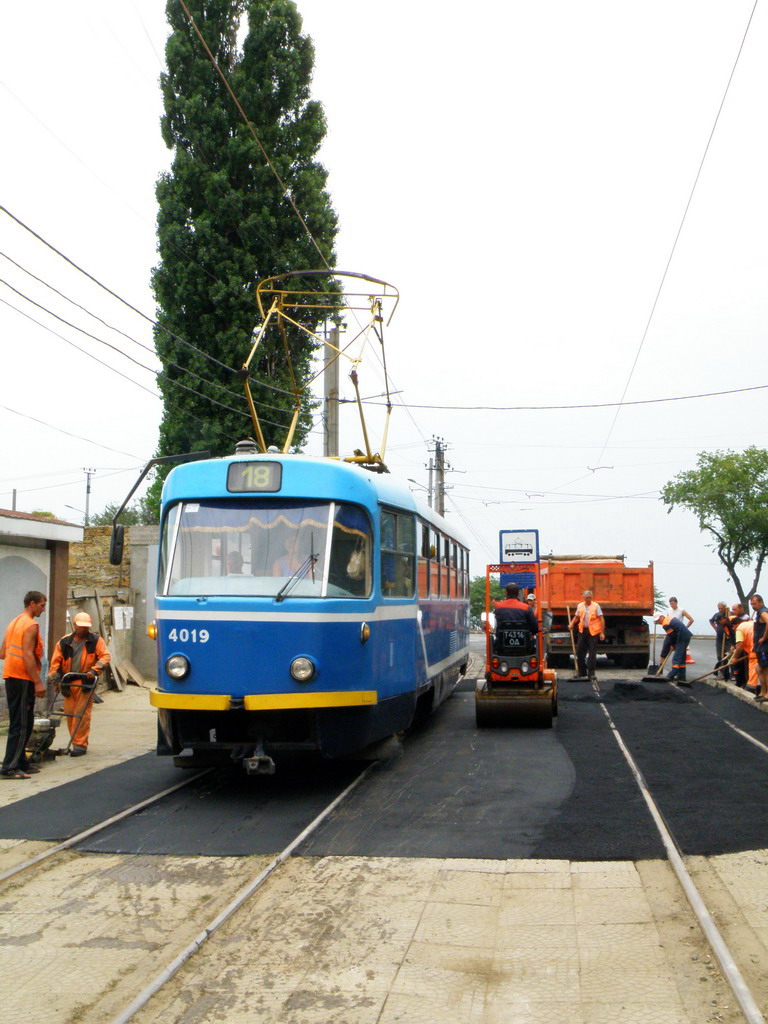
[150,690,378,712]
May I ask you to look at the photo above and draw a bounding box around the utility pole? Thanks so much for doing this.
[83,468,95,527]
[323,326,340,458]
[429,438,450,516]
[427,457,433,509]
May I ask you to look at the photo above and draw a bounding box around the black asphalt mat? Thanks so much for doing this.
[0,752,178,841]
[0,749,362,856]
[300,686,665,861]
[690,682,768,736]
[3,671,767,860]
[531,683,665,860]
[605,683,768,856]
[80,760,364,856]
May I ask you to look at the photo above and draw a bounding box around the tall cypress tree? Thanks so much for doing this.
[150,0,337,499]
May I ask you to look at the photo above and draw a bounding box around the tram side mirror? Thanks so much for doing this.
[109,524,125,565]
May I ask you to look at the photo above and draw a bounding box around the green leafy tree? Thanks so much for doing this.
[90,499,158,527]
[469,574,504,630]
[149,0,338,512]
[661,447,768,605]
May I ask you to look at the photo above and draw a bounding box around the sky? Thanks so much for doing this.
[1,0,766,628]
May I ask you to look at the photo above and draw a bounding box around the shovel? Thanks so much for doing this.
[646,623,658,674]
[641,651,670,682]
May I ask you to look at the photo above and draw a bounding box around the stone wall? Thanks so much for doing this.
[67,526,129,591]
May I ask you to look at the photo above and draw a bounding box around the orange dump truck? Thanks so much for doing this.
[540,556,654,669]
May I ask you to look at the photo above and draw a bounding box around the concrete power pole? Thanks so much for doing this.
[83,468,95,527]
[432,438,448,516]
[323,326,340,458]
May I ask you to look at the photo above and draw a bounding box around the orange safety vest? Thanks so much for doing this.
[736,619,754,654]
[576,601,602,636]
[2,612,43,681]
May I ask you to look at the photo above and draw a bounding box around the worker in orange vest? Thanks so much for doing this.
[0,591,47,779]
[732,608,759,696]
[49,612,111,755]
[569,590,605,679]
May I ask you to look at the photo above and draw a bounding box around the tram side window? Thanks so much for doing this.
[158,503,180,592]
[440,534,450,596]
[430,529,440,595]
[327,504,372,598]
[418,523,430,598]
[380,510,416,598]
[450,542,458,598]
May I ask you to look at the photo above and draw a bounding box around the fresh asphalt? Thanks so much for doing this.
[1,636,766,860]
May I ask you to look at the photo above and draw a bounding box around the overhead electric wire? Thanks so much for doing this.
[358,381,768,413]
[0,293,245,449]
[1,207,259,384]
[0,276,254,421]
[0,205,328,420]
[593,0,760,464]
[0,250,299,421]
[0,289,322,445]
[2,466,139,499]
[0,403,143,460]
[0,87,236,294]
[0,294,159,399]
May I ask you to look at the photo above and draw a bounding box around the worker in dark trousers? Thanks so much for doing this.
[494,584,538,632]
[750,594,768,700]
[709,602,733,679]
[656,614,693,686]
[569,590,605,679]
[0,591,47,779]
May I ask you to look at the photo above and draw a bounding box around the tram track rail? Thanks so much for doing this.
[106,762,375,1024]
[0,768,214,884]
[592,675,767,1024]
[0,754,377,1024]
[3,664,767,1023]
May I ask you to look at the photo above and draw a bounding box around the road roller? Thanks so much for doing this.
[476,562,558,728]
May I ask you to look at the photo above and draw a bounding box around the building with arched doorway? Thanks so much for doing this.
[0,509,83,674]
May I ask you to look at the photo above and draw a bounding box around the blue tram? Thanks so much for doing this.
[148,446,470,772]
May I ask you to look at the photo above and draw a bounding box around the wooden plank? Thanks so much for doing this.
[106,641,126,691]
[122,659,148,688]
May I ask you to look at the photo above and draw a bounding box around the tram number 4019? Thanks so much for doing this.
[167,628,210,643]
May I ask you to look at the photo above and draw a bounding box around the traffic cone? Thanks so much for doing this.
[685,650,695,665]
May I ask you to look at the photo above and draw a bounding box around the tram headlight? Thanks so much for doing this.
[290,657,315,683]
[520,660,531,675]
[166,654,190,680]
[499,661,509,675]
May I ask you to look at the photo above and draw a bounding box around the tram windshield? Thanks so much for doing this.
[159,499,372,598]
